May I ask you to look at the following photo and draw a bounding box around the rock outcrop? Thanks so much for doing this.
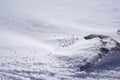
[80,32,120,71]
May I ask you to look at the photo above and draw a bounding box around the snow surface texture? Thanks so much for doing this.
[0,0,120,80]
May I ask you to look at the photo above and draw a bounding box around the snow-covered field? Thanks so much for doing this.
[0,0,120,80]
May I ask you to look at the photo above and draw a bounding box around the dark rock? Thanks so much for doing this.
[84,34,109,40]
[84,34,98,40]
[99,47,109,54]
[80,62,92,71]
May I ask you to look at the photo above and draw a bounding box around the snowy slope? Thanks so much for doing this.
[0,0,120,80]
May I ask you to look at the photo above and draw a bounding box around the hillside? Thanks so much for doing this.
[0,0,120,80]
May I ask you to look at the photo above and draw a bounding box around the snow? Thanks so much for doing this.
[0,0,120,80]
